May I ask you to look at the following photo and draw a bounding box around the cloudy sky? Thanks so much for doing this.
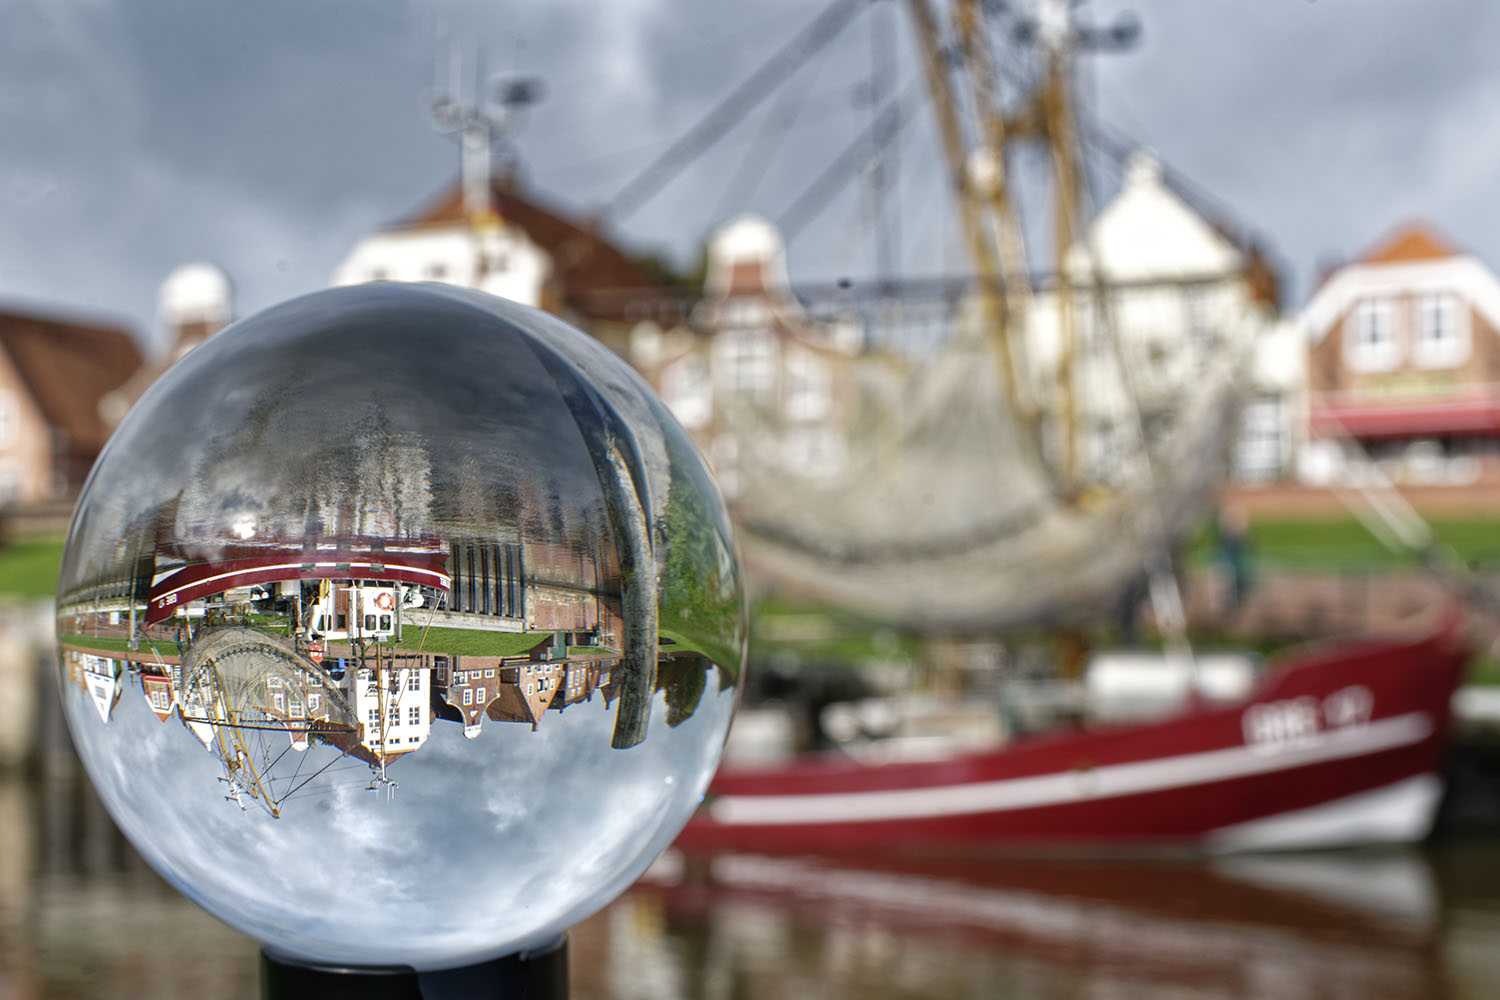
[4,0,1499,352]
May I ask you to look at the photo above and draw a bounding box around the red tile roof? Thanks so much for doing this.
[400,180,658,319]
[0,305,141,457]
[1359,222,1460,265]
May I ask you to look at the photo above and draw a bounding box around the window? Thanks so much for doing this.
[290,701,304,719]
[388,707,399,722]
[268,676,283,688]
[784,347,832,422]
[380,614,392,631]
[309,693,320,712]
[474,687,486,703]
[0,390,18,449]
[662,355,712,430]
[462,688,472,706]
[1347,298,1398,371]
[715,328,778,397]
[273,692,285,711]
[1414,293,1467,368]
[364,614,376,632]
[407,672,420,691]
[1184,286,1216,354]
[484,669,494,678]
[408,706,420,724]
[367,707,379,723]
[1233,394,1285,482]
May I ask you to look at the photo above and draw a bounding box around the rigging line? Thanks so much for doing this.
[711,35,833,223]
[548,93,855,180]
[780,75,927,242]
[283,750,356,802]
[261,741,295,780]
[604,0,867,221]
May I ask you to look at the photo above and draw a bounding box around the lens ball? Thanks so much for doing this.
[54,283,744,970]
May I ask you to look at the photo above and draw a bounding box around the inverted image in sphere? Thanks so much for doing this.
[55,283,744,970]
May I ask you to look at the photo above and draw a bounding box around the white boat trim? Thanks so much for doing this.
[1206,774,1443,852]
[708,711,1435,827]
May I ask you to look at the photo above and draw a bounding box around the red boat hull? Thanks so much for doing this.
[678,622,1468,853]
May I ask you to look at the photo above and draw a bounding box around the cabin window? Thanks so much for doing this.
[364,614,376,632]
[336,614,347,630]
[1414,292,1467,368]
[380,614,392,631]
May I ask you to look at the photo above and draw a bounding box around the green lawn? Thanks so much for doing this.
[394,626,550,658]
[58,634,147,655]
[1187,516,1500,571]
[0,537,65,599]
[748,594,920,665]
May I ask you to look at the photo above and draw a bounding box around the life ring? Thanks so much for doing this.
[374,591,394,611]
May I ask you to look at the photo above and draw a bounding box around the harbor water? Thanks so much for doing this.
[2,768,1499,999]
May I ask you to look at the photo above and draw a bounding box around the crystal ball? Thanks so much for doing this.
[54,283,744,970]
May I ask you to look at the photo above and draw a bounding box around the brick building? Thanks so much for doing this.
[0,306,140,508]
[1299,222,1500,488]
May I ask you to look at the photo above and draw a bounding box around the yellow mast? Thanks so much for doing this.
[903,0,1022,414]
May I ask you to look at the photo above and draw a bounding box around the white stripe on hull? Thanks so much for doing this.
[1206,774,1443,852]
[709,712,1435,827]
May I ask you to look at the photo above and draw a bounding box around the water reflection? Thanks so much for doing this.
[582,850,1453,1000]
[5,768,1499,999]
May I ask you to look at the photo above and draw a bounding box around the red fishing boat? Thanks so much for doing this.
[678,618,1468,854]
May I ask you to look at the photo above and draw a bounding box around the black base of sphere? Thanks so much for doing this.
[260,935,568,1000]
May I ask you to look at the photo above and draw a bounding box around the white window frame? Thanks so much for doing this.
[783,347,832,423]
[1412,292,1468,369]
[715,327,778,397]
[1346,298,1399,372]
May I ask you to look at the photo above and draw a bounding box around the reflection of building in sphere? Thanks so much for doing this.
[53,284,744,970]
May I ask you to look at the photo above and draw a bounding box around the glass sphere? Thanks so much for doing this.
[54,283,744,970]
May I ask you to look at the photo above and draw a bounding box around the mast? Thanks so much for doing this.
[907,0,1138,492]
[903,0,1025,420]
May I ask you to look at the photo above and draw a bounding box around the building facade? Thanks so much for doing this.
[1029,151,1287,485]
[0,306,140,507]
[1298,223,1500,488]
[331,177,658,352]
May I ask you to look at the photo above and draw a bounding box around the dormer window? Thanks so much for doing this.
[1413,292,1467,368]
[1347,298,1397,371]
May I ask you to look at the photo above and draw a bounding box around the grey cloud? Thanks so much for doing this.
[5,0,1500,341]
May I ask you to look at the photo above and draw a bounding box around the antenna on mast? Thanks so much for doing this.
[430,40,546,224]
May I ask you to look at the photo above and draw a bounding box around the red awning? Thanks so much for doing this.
[1309,396,1500,439]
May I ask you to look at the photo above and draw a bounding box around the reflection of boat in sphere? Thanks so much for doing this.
[180,627,363,818]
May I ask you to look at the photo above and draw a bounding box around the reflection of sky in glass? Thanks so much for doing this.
[56,284,744,970]
[65,669,734,969]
